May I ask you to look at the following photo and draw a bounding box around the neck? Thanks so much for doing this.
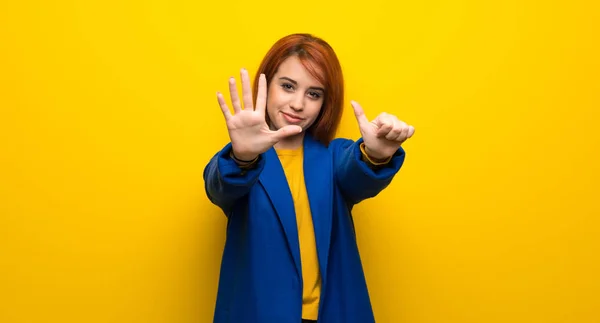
[274,131,305,150]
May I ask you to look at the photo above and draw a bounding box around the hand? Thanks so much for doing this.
[216,69,302,161]
[351,100,415,160]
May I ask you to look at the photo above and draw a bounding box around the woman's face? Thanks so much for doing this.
[266,55,325,132]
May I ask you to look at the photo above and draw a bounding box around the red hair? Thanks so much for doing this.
[253,33,344,145]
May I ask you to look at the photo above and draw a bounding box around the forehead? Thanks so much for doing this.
[275,56,324,88]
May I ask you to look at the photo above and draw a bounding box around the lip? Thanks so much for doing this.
[281,112,304,123]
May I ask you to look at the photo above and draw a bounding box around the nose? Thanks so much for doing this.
[289,93,304,111]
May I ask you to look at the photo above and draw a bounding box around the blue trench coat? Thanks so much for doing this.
[204,135,405,323]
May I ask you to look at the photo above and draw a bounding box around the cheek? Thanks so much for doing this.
[265,89,277,115]
[265,102,277,122]
[308,101,324,119]
[265,97,285,125]
[266,88,284,109]
[302,102,323,129]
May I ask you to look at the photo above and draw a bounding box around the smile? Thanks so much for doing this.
[282,112,303,123]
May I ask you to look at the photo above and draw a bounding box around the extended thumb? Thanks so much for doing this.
[351,101,369,126]
[273,125,303,140]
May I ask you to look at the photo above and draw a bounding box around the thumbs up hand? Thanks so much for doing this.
[351,100,415,161]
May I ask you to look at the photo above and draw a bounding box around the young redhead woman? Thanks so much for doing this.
[204,33,415,323]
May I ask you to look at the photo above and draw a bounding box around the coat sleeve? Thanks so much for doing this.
[329,137,406,206]
[203,143,266,215]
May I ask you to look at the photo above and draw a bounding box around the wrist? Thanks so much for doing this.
[230,150,259,165]
[363,144,390,162]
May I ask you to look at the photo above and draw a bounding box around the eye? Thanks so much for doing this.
[281,83,294,91]
[308,91,322,99]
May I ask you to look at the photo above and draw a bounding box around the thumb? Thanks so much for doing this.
[271,125,303,141]
[351,101,369,128]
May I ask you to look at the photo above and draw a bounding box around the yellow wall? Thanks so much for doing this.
[1,1,598,322]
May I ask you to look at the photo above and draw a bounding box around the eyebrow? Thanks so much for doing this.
[279,77,325,92]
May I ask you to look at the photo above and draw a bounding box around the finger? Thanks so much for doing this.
[385,120,404,141]
[394,124,408,142]
[240,68,254,110]
[375,114,393,137]
[376,120,393,138]
[271,125,302,141]
[351,101,369,128]
[255,74,267,113]
[216,92,232,120]
[229,77,242,114]
[406,125,415,138]
[394,123,414,142]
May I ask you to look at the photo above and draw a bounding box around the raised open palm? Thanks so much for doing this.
[216,69,302,161]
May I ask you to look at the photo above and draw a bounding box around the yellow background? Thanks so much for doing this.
[1,0,599,322]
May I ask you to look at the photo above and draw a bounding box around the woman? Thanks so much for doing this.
[204,33,415,323]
